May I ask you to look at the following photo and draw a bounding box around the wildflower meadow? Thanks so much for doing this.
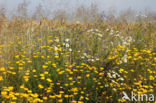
[0,1,156,103]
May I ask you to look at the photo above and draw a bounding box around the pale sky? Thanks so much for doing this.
[0,0,156,16]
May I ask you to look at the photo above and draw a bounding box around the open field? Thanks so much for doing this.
[0,17,155,103]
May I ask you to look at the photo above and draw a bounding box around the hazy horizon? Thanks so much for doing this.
[0,0,156,18]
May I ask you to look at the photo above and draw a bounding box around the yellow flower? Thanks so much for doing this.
[23,76,29,82]
[52,63,56,68]
[43,96,47,100]
[78,101,84,103]
[1,91,7,96]
[56,94,62,98]
[15,55,19,58]
[64,95,69,98]
[27,60,32,63]
[0,76,3,81]
[38,84,44,89]
[149,75,154,80]
[46,78,52,82]
[49,95,56,99]
[79,96,84,100]
[48,40,53,42]
[59,91,64,94]
[85,97,89,100]
[68,77,72,80]
[71,87,78,92]
[44,71,48,74]
[77,76,81,79]
[0,67,5,71]
[55,55,59,59]
[100,67,104,70]
[72,100,77,103]
[86,74,90,77]
[130,69,134,72]
[120,68,124,72]
[58,99,63,102]
[41,76,45,80]
[32,69,36,72]
[9,67,14,70]
[42,65,48,69]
